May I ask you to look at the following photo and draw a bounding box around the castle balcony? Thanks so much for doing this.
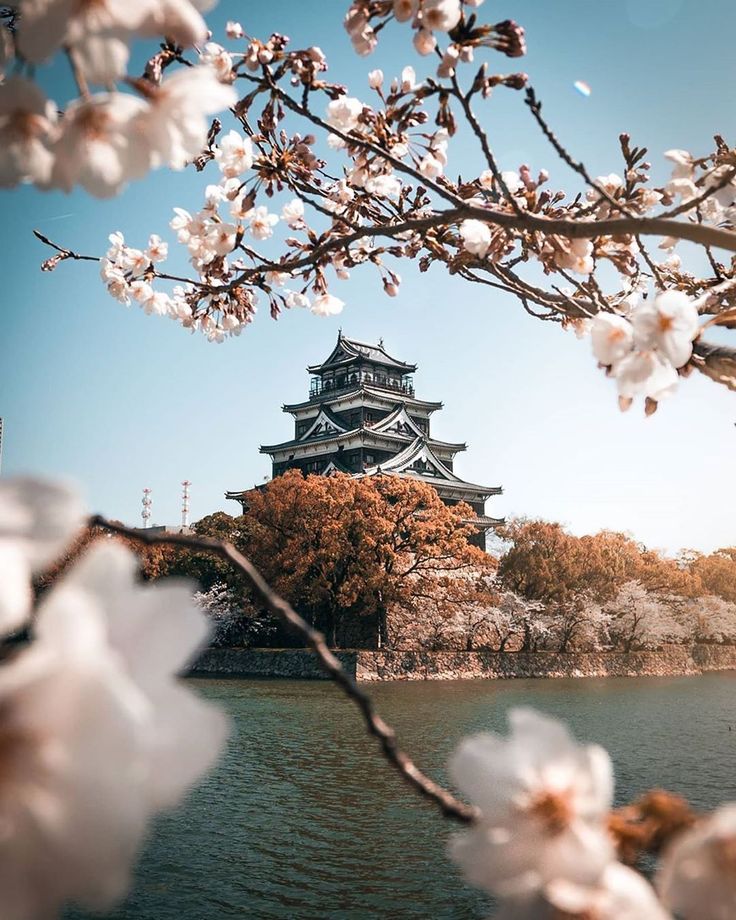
[308,373,415,401]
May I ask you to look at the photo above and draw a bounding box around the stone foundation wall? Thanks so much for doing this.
[190,645,736,682]
[193,647,360,679]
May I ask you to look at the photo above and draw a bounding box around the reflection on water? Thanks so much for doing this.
[69,672,736,919]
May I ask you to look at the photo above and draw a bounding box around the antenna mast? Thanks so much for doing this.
[141,487,152,528]
[181,480,191,529]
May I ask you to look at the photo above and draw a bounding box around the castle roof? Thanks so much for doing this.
[259,425,465,457]
[362,438,501,499]
[307,332,417,375]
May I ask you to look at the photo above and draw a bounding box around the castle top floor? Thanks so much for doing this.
[305,332,416,401]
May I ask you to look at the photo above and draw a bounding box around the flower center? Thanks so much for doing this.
[11,111,46,141]
[608,327,627,343]
[75,106,112,141]
[657,313,675,333]
[528,789,573,836]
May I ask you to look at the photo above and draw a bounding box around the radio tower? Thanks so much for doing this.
[181,480,191,529]
[141,488,152,528]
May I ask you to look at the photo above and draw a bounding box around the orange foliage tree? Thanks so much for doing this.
[497,519,700,651]
[687,548,736,603]
[239,470,495,648]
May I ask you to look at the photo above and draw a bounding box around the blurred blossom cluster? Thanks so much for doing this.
[0,478,226,919]
[450,710,736,919]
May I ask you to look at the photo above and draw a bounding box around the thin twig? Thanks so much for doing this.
[524,87,634,219]
[89,514,479,825]
[449,74,524,217]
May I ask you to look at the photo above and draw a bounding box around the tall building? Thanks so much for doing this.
[226,333,503,546]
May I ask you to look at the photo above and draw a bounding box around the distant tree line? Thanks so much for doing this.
[39,476,736,653]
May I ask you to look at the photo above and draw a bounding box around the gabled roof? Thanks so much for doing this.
[370,404,466,452]
[323,458,353,475]
[363,438,501,497]
[261,425,466,457]
[307,332,417,374]
[299,404,350,441]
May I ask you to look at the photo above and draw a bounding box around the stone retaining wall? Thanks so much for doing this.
[190,645,736,682]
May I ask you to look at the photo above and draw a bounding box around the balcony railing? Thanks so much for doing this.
[309,375,415,400]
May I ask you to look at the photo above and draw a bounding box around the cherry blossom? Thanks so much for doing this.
[420,0,462,32]
[140,0,208,48]
[145,234,168,263]
[413,28,437,55]
[553,237,594,275]
[15,0,150,70]
[614,350,679,405]
[311,293,345,316]
[0,537,226,919]
[449,708,614,900]
[658,805,736,920]
[591,314,635,366]
[631,290,699,368]
[100,261,130,303]
[248,206,279,240]
[0,76,57,188]
[325,96,365,133]
[587,173,624,202]
[0,477,85,634]
[285,290,310,308]
[200,41,234,82]
[214,130,254,178]
[136,67,237,171]
[459,219,492,258]
[498,865,670,920]
[226,20,244,39]
[281,198,305,228]
[50,93,151,198]
[401,65,417,92]
[393,0,417,23]
[368,69,384,89]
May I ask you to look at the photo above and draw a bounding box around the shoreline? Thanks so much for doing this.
[190,645,736,682]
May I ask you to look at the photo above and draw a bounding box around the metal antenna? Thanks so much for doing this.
[141,488,152,528]
[181,480,191,529]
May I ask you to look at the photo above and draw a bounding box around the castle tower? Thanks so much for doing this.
[226,333,503,546]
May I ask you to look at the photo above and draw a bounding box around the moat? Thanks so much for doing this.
[69,672,736,920]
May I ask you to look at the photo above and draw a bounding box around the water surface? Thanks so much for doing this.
[73,673,736,919]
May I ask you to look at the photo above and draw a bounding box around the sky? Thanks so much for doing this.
[1,0,735,555]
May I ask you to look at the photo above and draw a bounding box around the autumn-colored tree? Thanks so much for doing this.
[497,519,700,650]
[240,470,495,648]
[153,511,247,591]
[688,548,736,603]
[35,520,177,592]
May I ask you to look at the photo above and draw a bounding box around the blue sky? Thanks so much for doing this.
[1,0,735,554]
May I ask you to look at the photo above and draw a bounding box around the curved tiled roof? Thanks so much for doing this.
[307,332,417,374]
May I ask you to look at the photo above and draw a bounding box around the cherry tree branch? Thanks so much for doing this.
[523,87,635,219]
[89,514,479,825]
[246,74,736,253]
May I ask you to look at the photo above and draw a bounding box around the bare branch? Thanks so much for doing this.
[89,514,479,825]
[691,340,736,391]
[524,87,635,219]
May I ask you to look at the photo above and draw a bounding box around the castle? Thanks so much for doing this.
[226,333,503,546]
